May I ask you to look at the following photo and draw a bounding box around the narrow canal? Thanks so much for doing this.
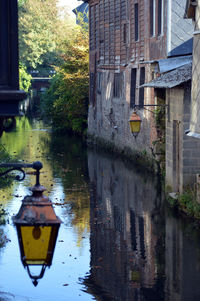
[0,116,200,300]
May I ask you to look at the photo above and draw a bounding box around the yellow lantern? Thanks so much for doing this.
[13,185,62,286]
[129,112,142,137]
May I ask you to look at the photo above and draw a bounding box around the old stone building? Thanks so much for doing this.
[85,0,193,162]
[142,62,200,193]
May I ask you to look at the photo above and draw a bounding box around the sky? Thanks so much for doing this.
[58,0,82,11]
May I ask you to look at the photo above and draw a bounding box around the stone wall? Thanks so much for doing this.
[166,82,200,192]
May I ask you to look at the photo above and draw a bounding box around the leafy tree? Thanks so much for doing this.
[18,0,89,135]
[19,65,32,92]
[18,0,59,69]
[18,0,27,7]
[41,23,89,135]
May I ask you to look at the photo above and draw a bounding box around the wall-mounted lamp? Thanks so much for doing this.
[129,103,168,136]
[129,112,142,138]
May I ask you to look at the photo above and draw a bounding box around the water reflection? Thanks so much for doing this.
[86,150,165,300]
[0,117,92,301]
[41,133,90,250]
[86,150,200,301]
[165,212,200,301]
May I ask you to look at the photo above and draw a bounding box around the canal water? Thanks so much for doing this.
[0,116,200,300]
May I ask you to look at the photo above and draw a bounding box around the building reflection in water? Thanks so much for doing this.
[85,150,200,301]
[165,213,200,301]
[85,150,165,301]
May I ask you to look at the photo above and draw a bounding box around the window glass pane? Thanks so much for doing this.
[114,73,122,98]
[139,67,145,107]
[150,0,155,36]
[97,72,102,94]
[130,69,137,108]
[158,0,163,35]
[134,3,139,41]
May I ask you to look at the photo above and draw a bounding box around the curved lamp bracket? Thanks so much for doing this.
[0,161,43,185]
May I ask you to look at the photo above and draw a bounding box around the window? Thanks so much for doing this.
[123,23,128,44]
[130,68,137,108]
[150,0,155,37]
[90,72,96,105]
[113,73,122,98]
[130,210,137,251]
[139,67,145,107]
[158,0,163,35]
[134,3,139,41]
[97,72,102,94]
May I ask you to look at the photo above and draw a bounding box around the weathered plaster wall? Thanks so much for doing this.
[88,69,152,154]
[88,0,167,157]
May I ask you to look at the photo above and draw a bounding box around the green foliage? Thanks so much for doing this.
[41,24,89,135]
[178,190,200,219]
[18,0,59,69]
[19,65,32,92]
[18,0,89,135]
[167,189,200,220]
[154,107,165,130]
[18,0,27,7]
[18,0,76,71]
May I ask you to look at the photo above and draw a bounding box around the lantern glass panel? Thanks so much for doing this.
[20,226,52,265]
[130,120,141,134]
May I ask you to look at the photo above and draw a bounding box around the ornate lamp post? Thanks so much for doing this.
[0,161,62,286]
